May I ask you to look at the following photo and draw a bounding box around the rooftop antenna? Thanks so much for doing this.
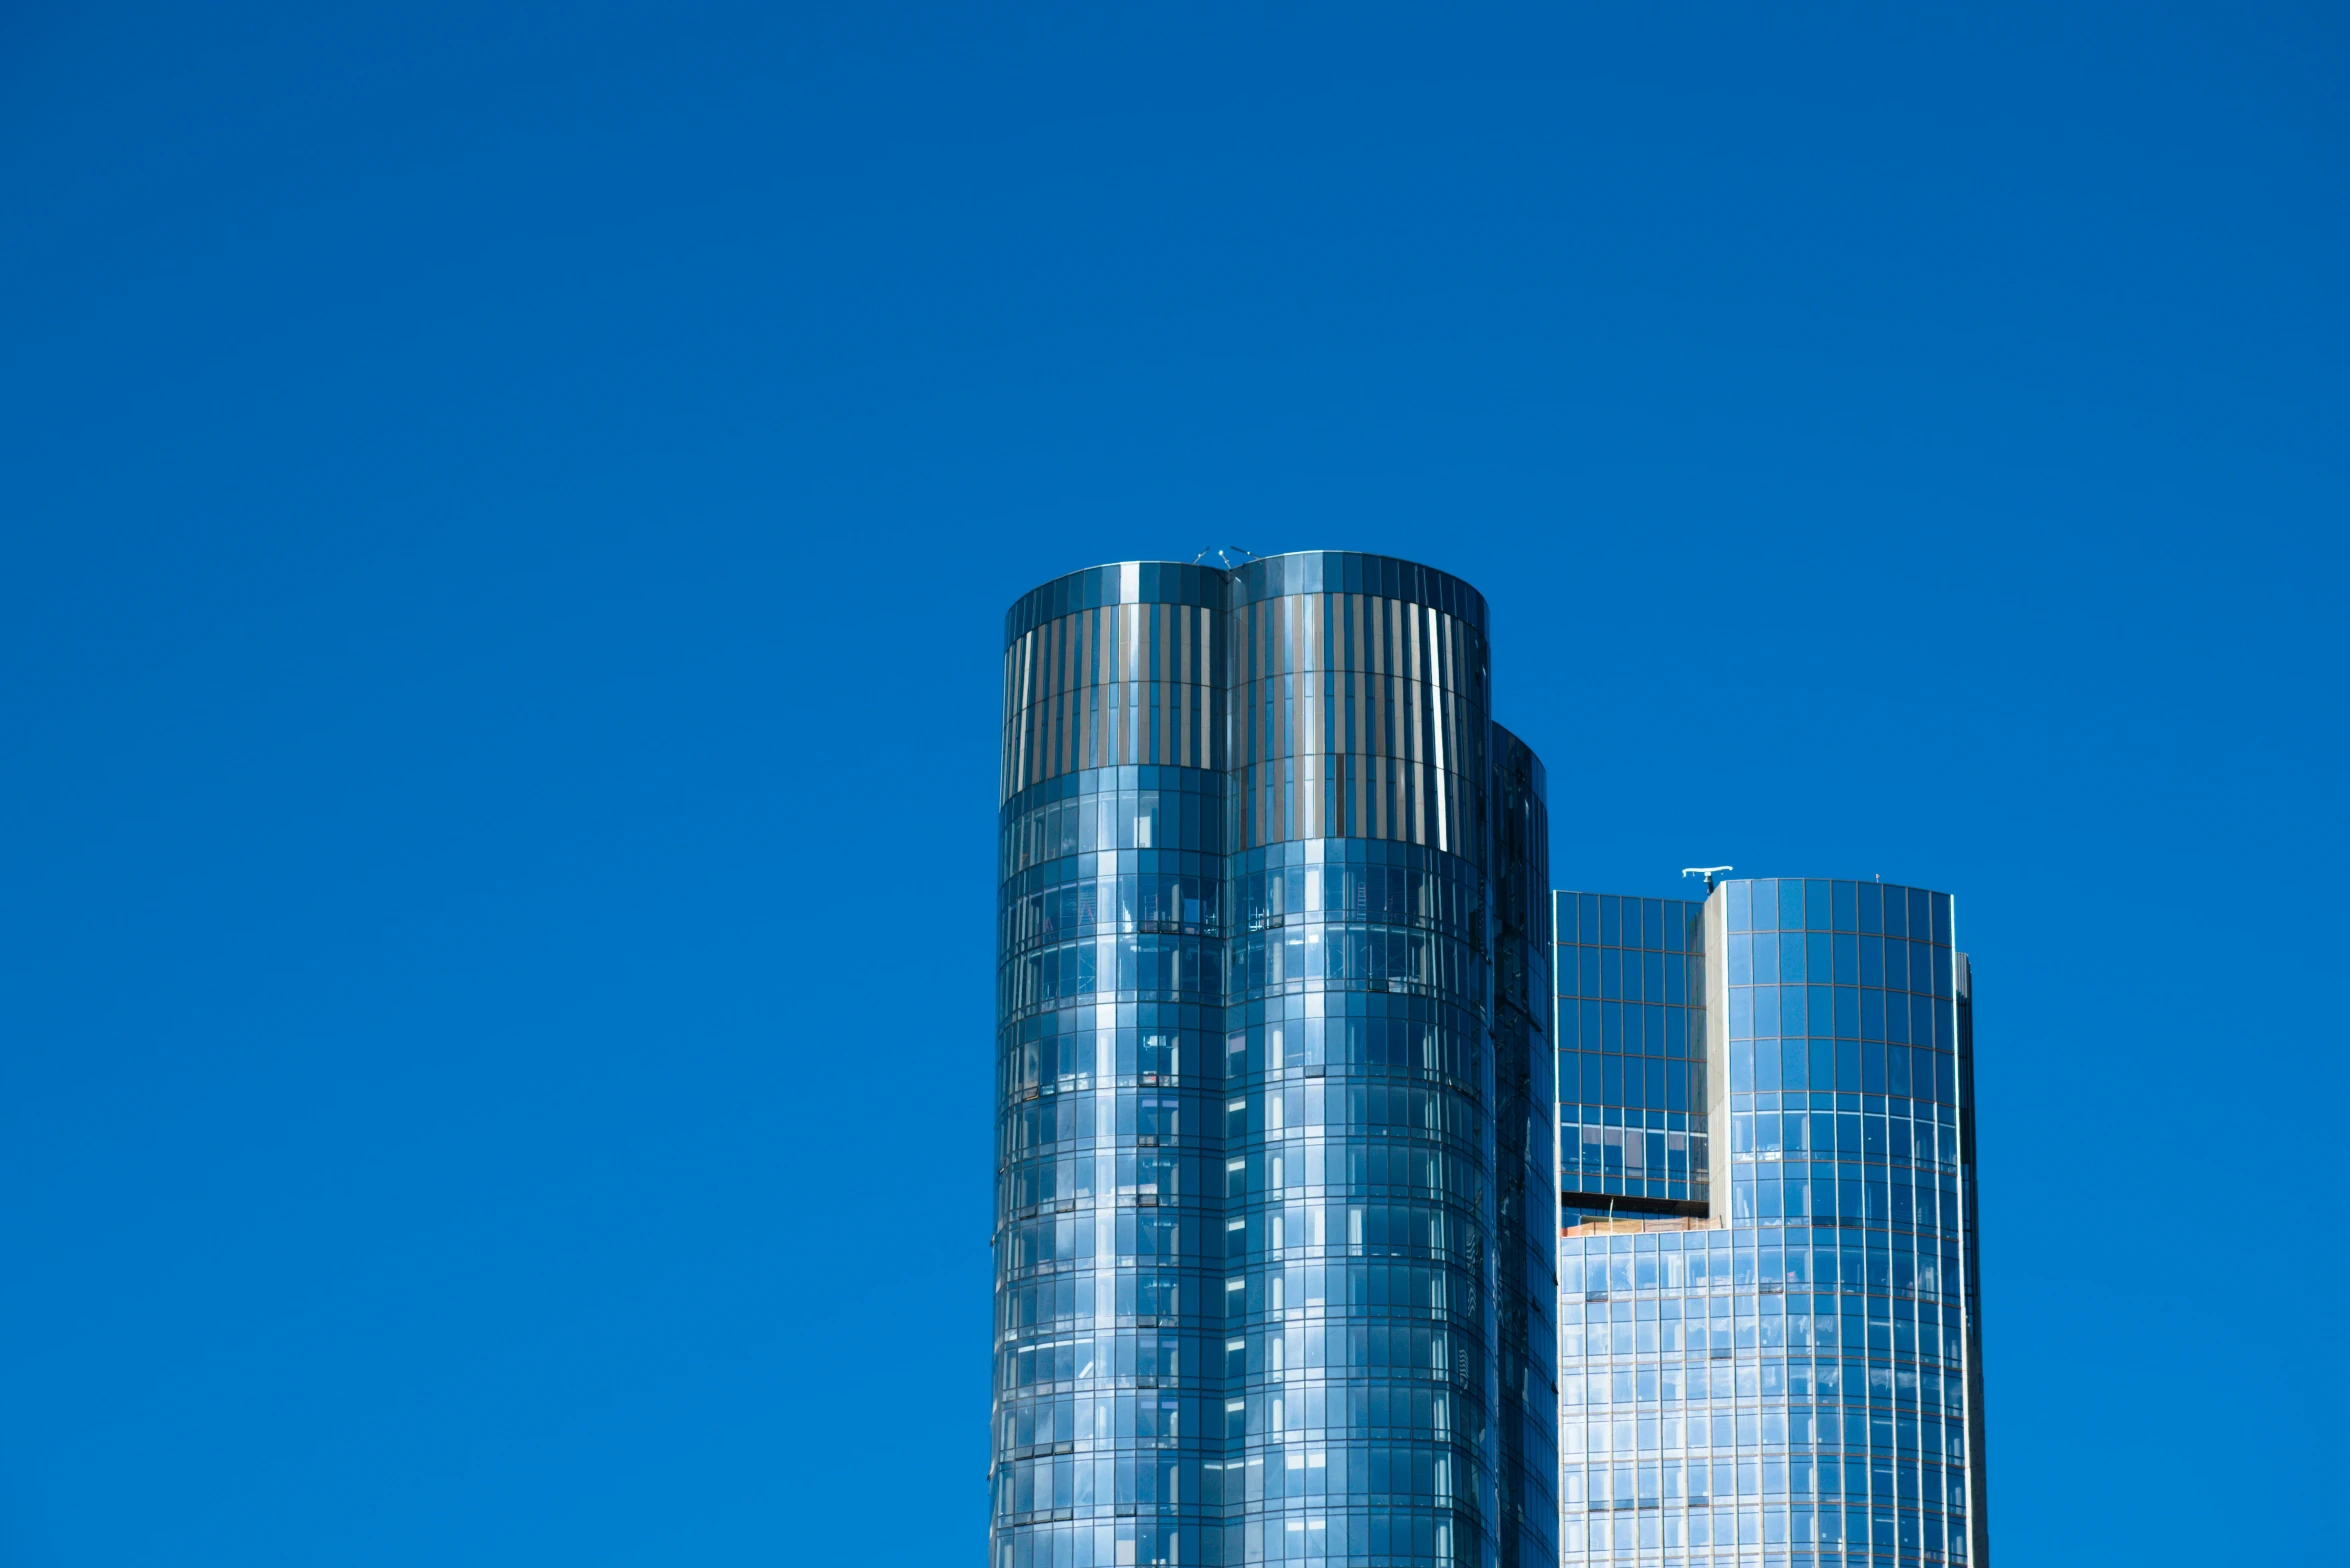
[1194,545,1260,569]
[1682,865,1733,892]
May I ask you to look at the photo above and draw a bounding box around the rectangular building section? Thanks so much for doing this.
[1557,878,1988,1568]
[1554,891,1709,1220]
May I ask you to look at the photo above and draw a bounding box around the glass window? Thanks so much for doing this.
[1778,933,1804,984]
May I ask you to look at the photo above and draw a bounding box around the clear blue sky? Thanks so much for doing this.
[2,4,2341,1563]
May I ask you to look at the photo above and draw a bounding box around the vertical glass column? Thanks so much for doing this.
[1220,553,1504,1568]
[1489,726,1558,1568]
[993,564,1229,1568]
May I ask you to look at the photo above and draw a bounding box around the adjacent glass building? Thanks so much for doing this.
[1553,879,1989,1568]
[992,554,1556,1568]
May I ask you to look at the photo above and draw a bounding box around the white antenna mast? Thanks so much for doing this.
[1681,865,1733,892]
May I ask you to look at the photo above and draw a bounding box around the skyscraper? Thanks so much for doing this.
[992,553,1557,1568]
[1553,879,1989,1566]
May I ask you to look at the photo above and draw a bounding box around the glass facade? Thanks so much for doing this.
[1554,895,1710,1220]
[993,554,1556,1568]
[1554,879,1988,1568]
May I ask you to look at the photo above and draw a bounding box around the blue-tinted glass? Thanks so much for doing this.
[1778,879,1804,932]
[1805,880,1830,928]
[1727,880,1751,931]
[1883,885,1908,937]
[1780,985,1806,1037]
[1555,874,1979,1568]
[1002,558,1557,1568]
[1858,879,1883,933]
[1833,880,1857,931]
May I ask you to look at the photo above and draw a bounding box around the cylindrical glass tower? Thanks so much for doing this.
[992,554,1555,1568]
[994,562,1231,1568]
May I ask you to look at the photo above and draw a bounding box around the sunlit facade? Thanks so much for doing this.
[988,558,1991,1568]
[991,553,1555,1568]
[1553,879,1989,1567]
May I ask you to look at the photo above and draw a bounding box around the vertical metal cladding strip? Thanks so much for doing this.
[1106,602,1122,768]
[1075,609,1089,774]
[993,564,1229,1568]
[1428,606,1448,854]
[1085,607,1100,772]
[1199,607,1213,770]
[1058,613,1073,779]
[1180,608,1195,770]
